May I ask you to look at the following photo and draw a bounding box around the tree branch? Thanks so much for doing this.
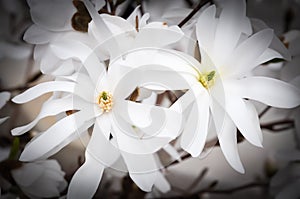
[178,0,212,27]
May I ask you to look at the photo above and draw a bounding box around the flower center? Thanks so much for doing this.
[97,91,113,112]
[198,71,216,89]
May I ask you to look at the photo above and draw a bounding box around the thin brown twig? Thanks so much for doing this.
[261,119,294,132]
[199,182,268,195]
[178,0,212,27]
[259,106,271,118]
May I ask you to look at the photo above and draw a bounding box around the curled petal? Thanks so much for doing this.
[12,82,76,104]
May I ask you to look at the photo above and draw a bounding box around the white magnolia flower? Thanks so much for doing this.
[119,0,300,173]
[11,159,67,198]
[0,92,10,125]
[11,44,187,197]
[23,0,95,76]
[50,0,184,67]
[179,0,300,173]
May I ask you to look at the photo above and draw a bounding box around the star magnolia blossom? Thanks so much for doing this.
[11,46,188,197]
[176,0,300,172]
[115,0,300,173]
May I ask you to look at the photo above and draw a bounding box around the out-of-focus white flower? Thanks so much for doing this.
[0,92,10,125]
[50,0,184,66]
[11,159,67,198]
[23,0,93,76]
[280,30,300,141]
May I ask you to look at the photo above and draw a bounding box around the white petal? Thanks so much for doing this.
[251,18,291,60]
[83,0,111,38]
[68,152,104,199]
[111,115,171,154]
[171,84,200,113]
[95,114,111,140]
[181,87,210,157]
[237,77,300,108]
[121,152,158,192]
[154,172,170,193]
[225,29,274,77]
[12,81,76,104]
[213,0,246,66]
[24,24,57,44]
[216,113,245,173]
[163,144,181,162]
[196,5,217,55]
[11,162,44,187]
[19,111,95,161]
[112,65,191,100]
[0,117,9,125]
[244,100,263,143]
[28,0,75,31]
[133,23,184,48]
[224,94,262,147]
[115,100,182,138]
[253,48,284,67]
[0,91,10,109]
[68,123,119,199]
[50,40,106,85]
[11,96,89,136]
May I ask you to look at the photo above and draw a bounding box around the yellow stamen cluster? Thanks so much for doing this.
[198,71,216,89]
[97,91,113,112]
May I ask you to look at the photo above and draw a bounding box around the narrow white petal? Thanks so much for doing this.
[121,152,158,192]
[68,123,119,199]
[12,96,90,136]
[83,0,111,38]
[0,117,9,125]
[224,95,262,147]
[244,100,263,143]
[253,48,283,67]
[216,113,245,173]
[181,88,210,157]
[225,29,274,77]
[237,77,300,108]
[12,82,76,104]
[196,5,217,55]
[0,91,10,109]
[251,18,291,60]
[19,111,95,161]
[163,144,181,162]
[68,153,104,199]
[95,114,111,140]
[213,0,246,66]
[154,172,171,193]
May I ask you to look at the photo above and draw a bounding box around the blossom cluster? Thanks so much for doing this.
[0,0,300,198]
